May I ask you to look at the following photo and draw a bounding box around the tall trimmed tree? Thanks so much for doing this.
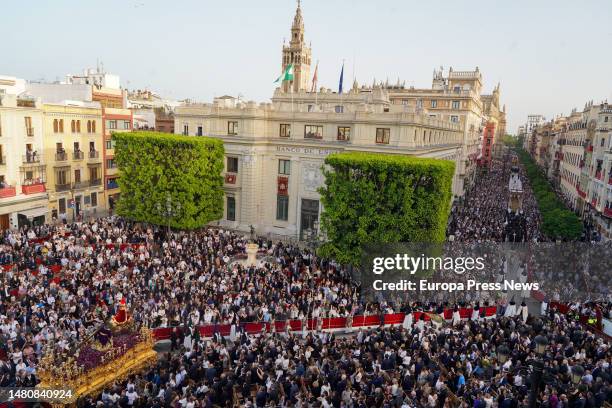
[318,152,455,265]
[113,131,224,229]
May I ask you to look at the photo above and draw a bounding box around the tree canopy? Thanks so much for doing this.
[318,152,455,265]
[516,148,582,240]
[113,131,225,229]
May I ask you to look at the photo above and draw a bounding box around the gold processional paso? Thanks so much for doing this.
[36,299,158,407]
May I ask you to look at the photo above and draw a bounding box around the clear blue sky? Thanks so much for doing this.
[2,0,612,132]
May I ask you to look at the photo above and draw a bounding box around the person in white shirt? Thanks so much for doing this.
[126,386,138,406]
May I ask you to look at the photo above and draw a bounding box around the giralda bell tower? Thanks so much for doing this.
[281,0,311,93]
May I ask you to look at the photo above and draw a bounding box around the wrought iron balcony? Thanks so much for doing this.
[22,154,41,164]
[55,183,71,192]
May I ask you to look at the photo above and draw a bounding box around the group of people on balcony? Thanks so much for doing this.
[25,147,38,163]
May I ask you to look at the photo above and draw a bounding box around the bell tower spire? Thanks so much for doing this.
[281,0,311,93]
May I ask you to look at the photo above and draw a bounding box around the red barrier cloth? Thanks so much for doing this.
[151,307,503,340]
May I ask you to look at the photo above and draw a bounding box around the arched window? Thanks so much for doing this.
[87,120,92,133]
[76,120,81,133]
[91,120,96,133]
[53,119,59,133]
[59,119,64,133]
[71,120,76,133]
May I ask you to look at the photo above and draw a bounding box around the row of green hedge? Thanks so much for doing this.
[318,152,455,265]
[515,148,582,240]
[114,131,225,229]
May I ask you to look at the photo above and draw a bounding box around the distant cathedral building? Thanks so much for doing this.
[281,1,311,93]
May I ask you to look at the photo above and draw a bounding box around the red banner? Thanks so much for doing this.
[277,176,289,195]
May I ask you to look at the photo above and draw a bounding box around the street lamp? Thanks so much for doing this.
[155,193,182,236]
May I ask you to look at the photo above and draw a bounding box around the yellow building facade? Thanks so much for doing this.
[42,103,105,221]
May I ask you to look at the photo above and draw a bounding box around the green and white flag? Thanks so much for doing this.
[274,64,294,83]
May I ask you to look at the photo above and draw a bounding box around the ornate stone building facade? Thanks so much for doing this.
[174,4,464,239]
[281,1,311,94]
[384,68,505,193]
[528,101,612,239]
[175,88,462,238]
[173,4,504,238]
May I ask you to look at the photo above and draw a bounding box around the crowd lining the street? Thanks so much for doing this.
[0,157,609,407]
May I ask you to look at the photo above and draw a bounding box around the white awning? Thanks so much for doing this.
[18,206,48,218]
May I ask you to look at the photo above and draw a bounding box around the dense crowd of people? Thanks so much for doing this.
[447,159,542,243]
[79,308,610,408]
[0,155,609,407]
[0,216,609,407]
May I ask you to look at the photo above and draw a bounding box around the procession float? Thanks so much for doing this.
[35,299,157,407]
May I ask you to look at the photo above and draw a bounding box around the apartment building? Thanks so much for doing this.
[42,103,104,220]
[0,86,48,229]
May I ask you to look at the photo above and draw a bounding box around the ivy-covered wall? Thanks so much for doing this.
[113,131,224,229]
[318,152,455,265]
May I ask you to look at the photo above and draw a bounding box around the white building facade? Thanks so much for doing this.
[175,88,463,238]
[0,78,49,229]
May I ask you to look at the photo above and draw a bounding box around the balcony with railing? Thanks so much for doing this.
[22,153,41,165]
[55,183,71,192]
[73,151,84,160]
[0,185,17,198]
[88,150,100,160]
[73,181,88,190]
[55,151,68,161]
[89,178,102,187]
[22,181,46,195]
